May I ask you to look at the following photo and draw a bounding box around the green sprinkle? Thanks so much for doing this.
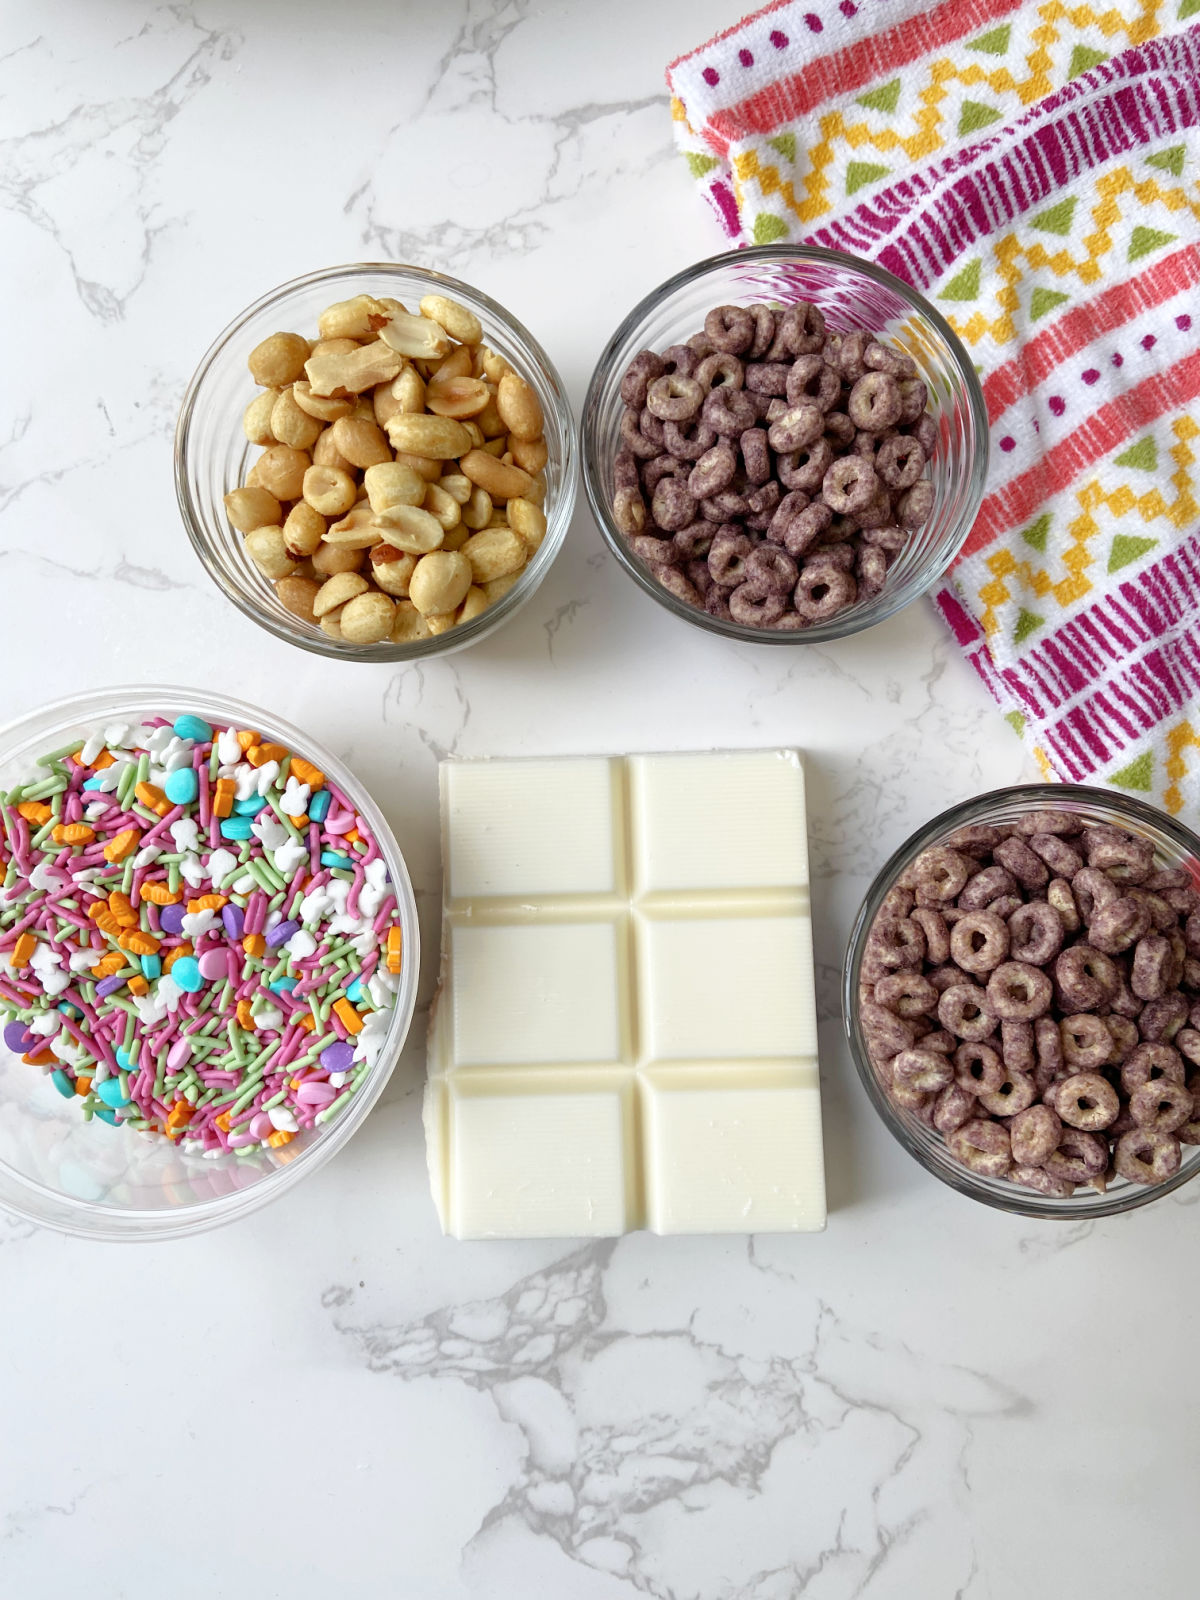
[23,775,69,801]
[247,859,283,895]
[116,764,138,808]
[228,1021,245,1066]
[168,861,181,893]
[135,754,150,785]
[315,1094,352,1125]
[262,1088,288,1110]
[37,742,84,768]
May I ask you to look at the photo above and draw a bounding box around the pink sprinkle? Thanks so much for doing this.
[702,66,719,85]
[1081,368,1100,384]
[1048,396,1065,416]
[328,1011,349,1043]
[999,436,1016,452]
[1177,314,1192,331]
[738,48,753,67]
[770,28,789,47]
[804,13,822,31]
[1142,334,1156,350]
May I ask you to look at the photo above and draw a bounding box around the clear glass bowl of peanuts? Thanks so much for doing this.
[0,687,419,1239]
[582,245,987,642]
[177,265,575,658]
[845,785,1200,1217]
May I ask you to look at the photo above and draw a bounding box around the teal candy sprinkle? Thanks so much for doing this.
[308,790,332,823]
[171,957,204,994]
[51,1070,75,1099]
[321,850,352,869]
[344,978,365,1004]
[173,715,213,742]
[93,1107,119,1126]
[219,817,254,841]
[97,1078,130,1109]
[234,796,266,816]
[141,953,162,980]
[164,767,199,806]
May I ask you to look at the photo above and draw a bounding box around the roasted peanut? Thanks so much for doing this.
[409,549,472,615]
[419,293,482,346]
[391,600,431,642]
[224,486,282,532]
[291,379,355,422]
[283,501,326,558]
[311,427,354,474]
[480,346,512,384]
[462,526,527,584]
[508,433,548,474]
[438,472,472,505]
[441,524,470,552]
[269,388,323,452]
[432,343,474,384]
[482,572,521,605]
[305,341,403,397]
[302,465,356,518]
[426,375,491,419]
[323,505,384,549]
[317,295,391,340]
[338,590,395,644]
[248,332,310,387]
[369,544,417,597]
[275,575,321,624]
[380,311,452,361]
[392,449,442,483]
[313,572,369,617]
[384,413,474,459]
[311,541,364,577]
[461,486,493,530]
[245,525,299,580]
[459,448,536,502]
[497,372,543,441]
[364,461,426,514]
[377,503,445,554]
[319,609,346,640]
[243,388,280,445]
[329,416,391,469]
[426,612,458,636]
[474,392,508,438]
[507,497,547,551]
[458,585,490,624]
[423,482,462,530]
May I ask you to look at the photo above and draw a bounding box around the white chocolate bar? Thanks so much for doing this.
[425,750,825,1237]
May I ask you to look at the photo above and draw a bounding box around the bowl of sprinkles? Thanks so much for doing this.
[0,688,418,1239]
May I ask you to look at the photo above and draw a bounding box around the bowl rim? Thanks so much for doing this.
[842,781,1200,1219]
[0,684,421,1240]
[580,242,989,646]
[175,261,577,663]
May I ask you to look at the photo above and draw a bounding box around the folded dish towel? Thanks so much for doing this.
[668,1,1200,818]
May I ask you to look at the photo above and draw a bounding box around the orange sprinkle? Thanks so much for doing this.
[215,1111,233,1133]
[90,908,123,937]
[343,828,362,848]
[118,930,160,957]
[134,781,171,817]
[75,1076,93,1097]
[23,1046,56,1067]
[17,801,53,826]
[213,779,235,820]
[289,758,325,790]
[235,1000,257,1031]
[107,891,138,927]
[103,828,138,863]
[242,933,266,958]
[298,1012,317,1033]
[164,943,194,972]
[246,742,288,768]
[9,932,36,968]
[266,1129,296,1148]
[140,881,181,906]
[386,925,403,974]
[91,953,125,979]
[53,822,96,847]
[127,975,149,996]
[187,893,227,914]
[236,730,260,752]
[91,749,116,770]
[333,998,363,1035]
[165,1101,193,1138]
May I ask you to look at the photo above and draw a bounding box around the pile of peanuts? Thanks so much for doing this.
[860,809,1200,1196]
[224,291,549,644]
[613,301,936,630]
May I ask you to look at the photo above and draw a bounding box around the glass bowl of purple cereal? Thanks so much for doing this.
[582,245,987,644]
[0,687,419,1240]
[845,785,1200,1217]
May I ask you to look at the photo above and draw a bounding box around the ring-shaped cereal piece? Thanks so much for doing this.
[774,302,826,356]
[620,408,660,459]
[932,1082,977,1134]
[1054,944,1118,1011]
[785,355,841,411]
[1033,1015,1064,1093]
[861,1000,916,1060]
[628,535,678,565]
[1070,866,1118,922]
[949,909,1010,974]
[1113,1127,1181,1184]
[993,835,1050,890]
[778,438,833,492]
[863,339,916,378]
[686,444,738,502]
[1130,1078,1194,1134]
[1006,900,1064,967]
[1120,1040,1185,1095]
[1055,1070,1120,1131]
[977,1068,1037,1118]
[739,427,771,484]
[1044,1128,1108,1184]
[1046,878,1081,934]
[875,434,926,490]
[909,413,938,457]
[847,371,902,431]
[744,361,792,397]
[1105,1015,1139,1066]
[728,580,786,628]
[695,352,745,393]
[822,455,878,514]
[745,304,776,359]
[1000,1018,1036,1075]
[663,417,719,462]
[1059,1014,1114,1073]
[1085,825,1155,884]
[639,408,667,448]
[958,864,1018,911]
[1009,1102,1062,1167]
[701,387,759,437]
[892,1048,955,1093]
[823,411,856,448]
[613,486,648,537]
[909,846,971,903]
[767,402,825,454]
[1175,1027,1200,1066]
[910,907,951,966]
[649,562,701,608]
[874,972,939,1017]
[745,544,799,596]
[1129,887,1177,932]
[646,374,704,423]
[1086,895,1151,955]
[642,453,688,493]
[1027,832,1083,877]
[948,1118,1012,1178]
[897,480,934,529]
[772,495,826,559]
[650,478,698,532]
[703,305,755,354]
[857,546,888,600]
[706,529,755,590]
[986,960,1053,1021]
[672,523,714,561]
[701,490,751,522]
[792,564,857,623]
[620,350,666,410]
[897,379,929,425]
[1011,1165,1075,1198]
[939,983,998,1043]
[660,344,698,379]
[1130,933,1173,1001]
[1136,992,1189,1043]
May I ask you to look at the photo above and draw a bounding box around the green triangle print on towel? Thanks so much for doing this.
[1014,608,1045,645]
[1030,287,1070,322]
[1114,436,1158,471]
[958,100,1003,136]
[1069,44,1108,79]
[1029,197,1077,236]
[938,259,981,301]
[969,24,1011,54]
[767,132,797,163]
[1180,0,1200,21]
[846,161,890,196]
[1004,710,1026,736]
[1108,750,1154,791]
[1145,144,1186,177]
[1108,534,1158,573]
[1020,513,1051,553]
[1129,225,1177,262]
[686,152,719,179]
[857,79,901,113]
[752,213,789,245]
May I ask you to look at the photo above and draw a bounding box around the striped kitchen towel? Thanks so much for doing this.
[668,1,1200,817]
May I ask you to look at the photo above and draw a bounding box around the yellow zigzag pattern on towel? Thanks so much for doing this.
[976,416,1199,637]
[1165,719,1200,815]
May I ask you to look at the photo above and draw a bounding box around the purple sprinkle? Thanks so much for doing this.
[738,47,754,67]
[95,975,127,999]
[1048,395,1065,416]
[1177,314,1192,331]
[3,1021,31,1052]
[702,65,719,86]
[770,28,789,47]
[160,903,187,936]
[222,904,246,940]
[1081,368,1100,384]
[320,1041,356,1074]
[1142,334,1156,350]
[999,436,1016,452]
[265,919,300,950]
[804,13,823,31]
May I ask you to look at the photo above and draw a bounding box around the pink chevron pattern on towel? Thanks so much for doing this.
[668,2,1200,816]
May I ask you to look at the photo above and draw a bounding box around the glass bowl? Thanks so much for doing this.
[0,687,419,1240]
[581,244,987,645]
[845,784,1200,1218]
[176,264,576,661]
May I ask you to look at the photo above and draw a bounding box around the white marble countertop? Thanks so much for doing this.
[1,3,1194,1595]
